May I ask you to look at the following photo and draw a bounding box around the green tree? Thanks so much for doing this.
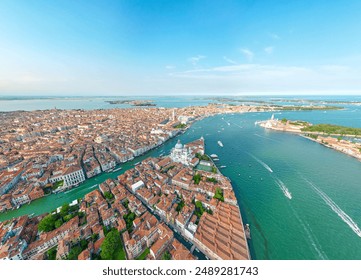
[104,191,114,200]
[91,233,99,242]
[80,239,89,251]
[176,200,185,212]
[46,247,57,260]
[60,203,70,216]
[123,212,136,232]
[38,214,57,232]
[63,214,74,222]
[54,219,64,229]
[162,250,171,260]
[193,173,202,185]
[206,177,218,183]
[195,201,205,218]
[67,246,83,260]
[100,229,122,260]
[213,188,224,202]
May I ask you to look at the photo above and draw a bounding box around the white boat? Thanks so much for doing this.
[210,154,218,158]
[245,224,251,240]
[134,162,141,166]
[220,165,226,168]
[217,141,223,147]
[213,158,219,161]
[113,167,122,172]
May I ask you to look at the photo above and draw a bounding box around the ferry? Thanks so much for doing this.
[113,167,122,172]
[210,154,218,158]
[217,141,223,147]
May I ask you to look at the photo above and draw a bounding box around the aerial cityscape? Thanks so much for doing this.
[1,1,361,263]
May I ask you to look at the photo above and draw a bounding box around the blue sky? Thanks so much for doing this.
[1,0,361,95]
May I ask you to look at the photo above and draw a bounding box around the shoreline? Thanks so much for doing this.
[300,135,361,162]
[258,120,361,162]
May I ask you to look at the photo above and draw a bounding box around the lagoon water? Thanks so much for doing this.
[1,95,361,259]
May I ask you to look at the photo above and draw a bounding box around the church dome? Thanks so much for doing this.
[175,140,183,149]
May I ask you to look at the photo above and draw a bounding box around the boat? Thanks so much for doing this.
[113,167,122,172]
[245,224,251,239]
[220,165,226,168]
[210,154,218,158]
[213,158,219,161]
[134,162,141,166]
[217,141,223,147]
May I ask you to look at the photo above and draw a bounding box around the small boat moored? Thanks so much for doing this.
[245,224,251,239]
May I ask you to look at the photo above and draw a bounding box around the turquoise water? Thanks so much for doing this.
[1,95,361,112]
[0,96,214,111]
[1,96,361,259]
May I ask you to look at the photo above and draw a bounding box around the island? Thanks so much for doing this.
[257,115,361,161]
[105,100,156,106]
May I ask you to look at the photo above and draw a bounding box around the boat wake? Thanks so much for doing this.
[274,178,292,199]
[304,178,361,238]
[254,133,281,143]
[248,153,273,173]
[290,206,328,259]
[87,184,98,190]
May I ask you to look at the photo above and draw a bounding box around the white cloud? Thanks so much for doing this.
[167,62,361,94]
[240,48,254,62]
[264,46,274,54]
[223,56,237,65]
[165,65,176,70]
[188,55,206,67]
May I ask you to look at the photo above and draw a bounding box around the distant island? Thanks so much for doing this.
[257,116,361,161]
[106,100,156,106]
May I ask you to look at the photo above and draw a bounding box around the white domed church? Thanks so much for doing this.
[170,140,193,166]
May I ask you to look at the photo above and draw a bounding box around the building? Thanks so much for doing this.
[131,180,144,193]
[170,140,193,166]
[63,165,85,187]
